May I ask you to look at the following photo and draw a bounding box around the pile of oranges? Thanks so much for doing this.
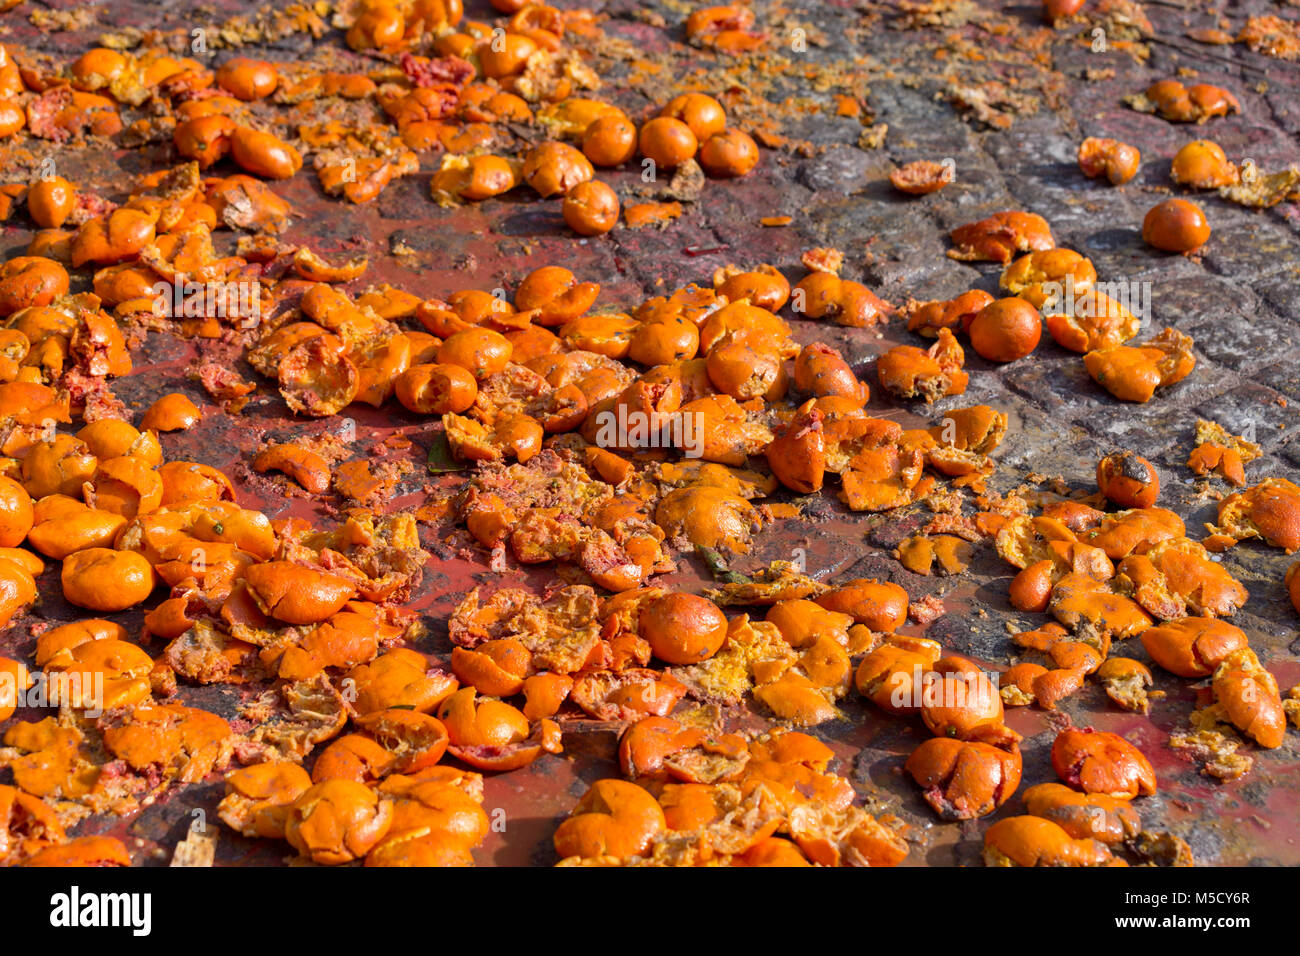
[0,0,1295,869]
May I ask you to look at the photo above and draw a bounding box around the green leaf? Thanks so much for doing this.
[695,545,752,585]
[427,432,466,474]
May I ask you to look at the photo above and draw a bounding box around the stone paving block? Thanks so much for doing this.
[1192,382,1295,451]
[1181,310,1299,372]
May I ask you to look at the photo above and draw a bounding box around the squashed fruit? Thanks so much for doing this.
[0,1,1287,874]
